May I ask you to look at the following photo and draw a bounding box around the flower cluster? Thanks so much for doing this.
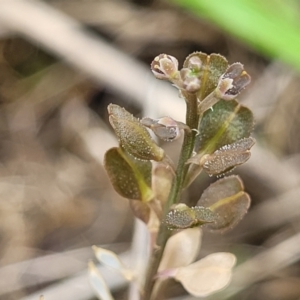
[151,53,251,100]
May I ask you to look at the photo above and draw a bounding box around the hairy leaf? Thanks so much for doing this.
[198,175,251,231]
[104,147,153,202]
[188,137,255,176]
[164,204,215,229]
[197,100,254,155]
[108,104,164,161]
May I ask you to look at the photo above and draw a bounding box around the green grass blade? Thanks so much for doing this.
[171,0,300,71]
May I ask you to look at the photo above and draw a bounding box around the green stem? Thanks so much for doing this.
[143,93,199,300]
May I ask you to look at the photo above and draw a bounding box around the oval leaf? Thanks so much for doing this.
[104,147,153,202]
[159,228,202,272]
[164,204,215,230]
[198,175,251,231]
[202,137,255,175]
[108,104,164,161]
[174,252,236,297]
[197,100,254,155]
[188,137,255,176]
[183,52,228,100]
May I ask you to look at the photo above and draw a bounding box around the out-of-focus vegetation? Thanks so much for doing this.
[171,0,300,71]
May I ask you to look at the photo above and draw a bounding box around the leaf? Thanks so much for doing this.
[198,175,251,231]
[108,104,164,161]
[104,147,154,202]
[183,52,228,100]
[197,100,254,155]
[174,252,236,297]
[164,204,215,229]
[92,247,133,280]
[188,137,255,176]
[88,261,114,300]
[184,101,254,187]
[202,137,255,175]
[159,228,202,272]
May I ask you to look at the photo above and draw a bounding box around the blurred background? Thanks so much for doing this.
[1,0,300,299]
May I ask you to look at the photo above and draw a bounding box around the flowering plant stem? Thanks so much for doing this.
[143,93,199,300]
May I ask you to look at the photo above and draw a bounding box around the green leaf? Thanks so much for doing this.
[198,175,250,231]
[183,52,228,100]
[197,100,254,155]
[104,147,154,202]
[108,104,165,161]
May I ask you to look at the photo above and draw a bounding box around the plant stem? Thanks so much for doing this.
[143,93,199,300]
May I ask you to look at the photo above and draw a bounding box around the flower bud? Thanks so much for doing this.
[186,56,202,72]
[180,68,201,93]
[151,54,179,80]
[216,63,251,100]
[141,116,189,142]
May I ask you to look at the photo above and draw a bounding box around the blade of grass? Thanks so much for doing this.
[170,0,300,71]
